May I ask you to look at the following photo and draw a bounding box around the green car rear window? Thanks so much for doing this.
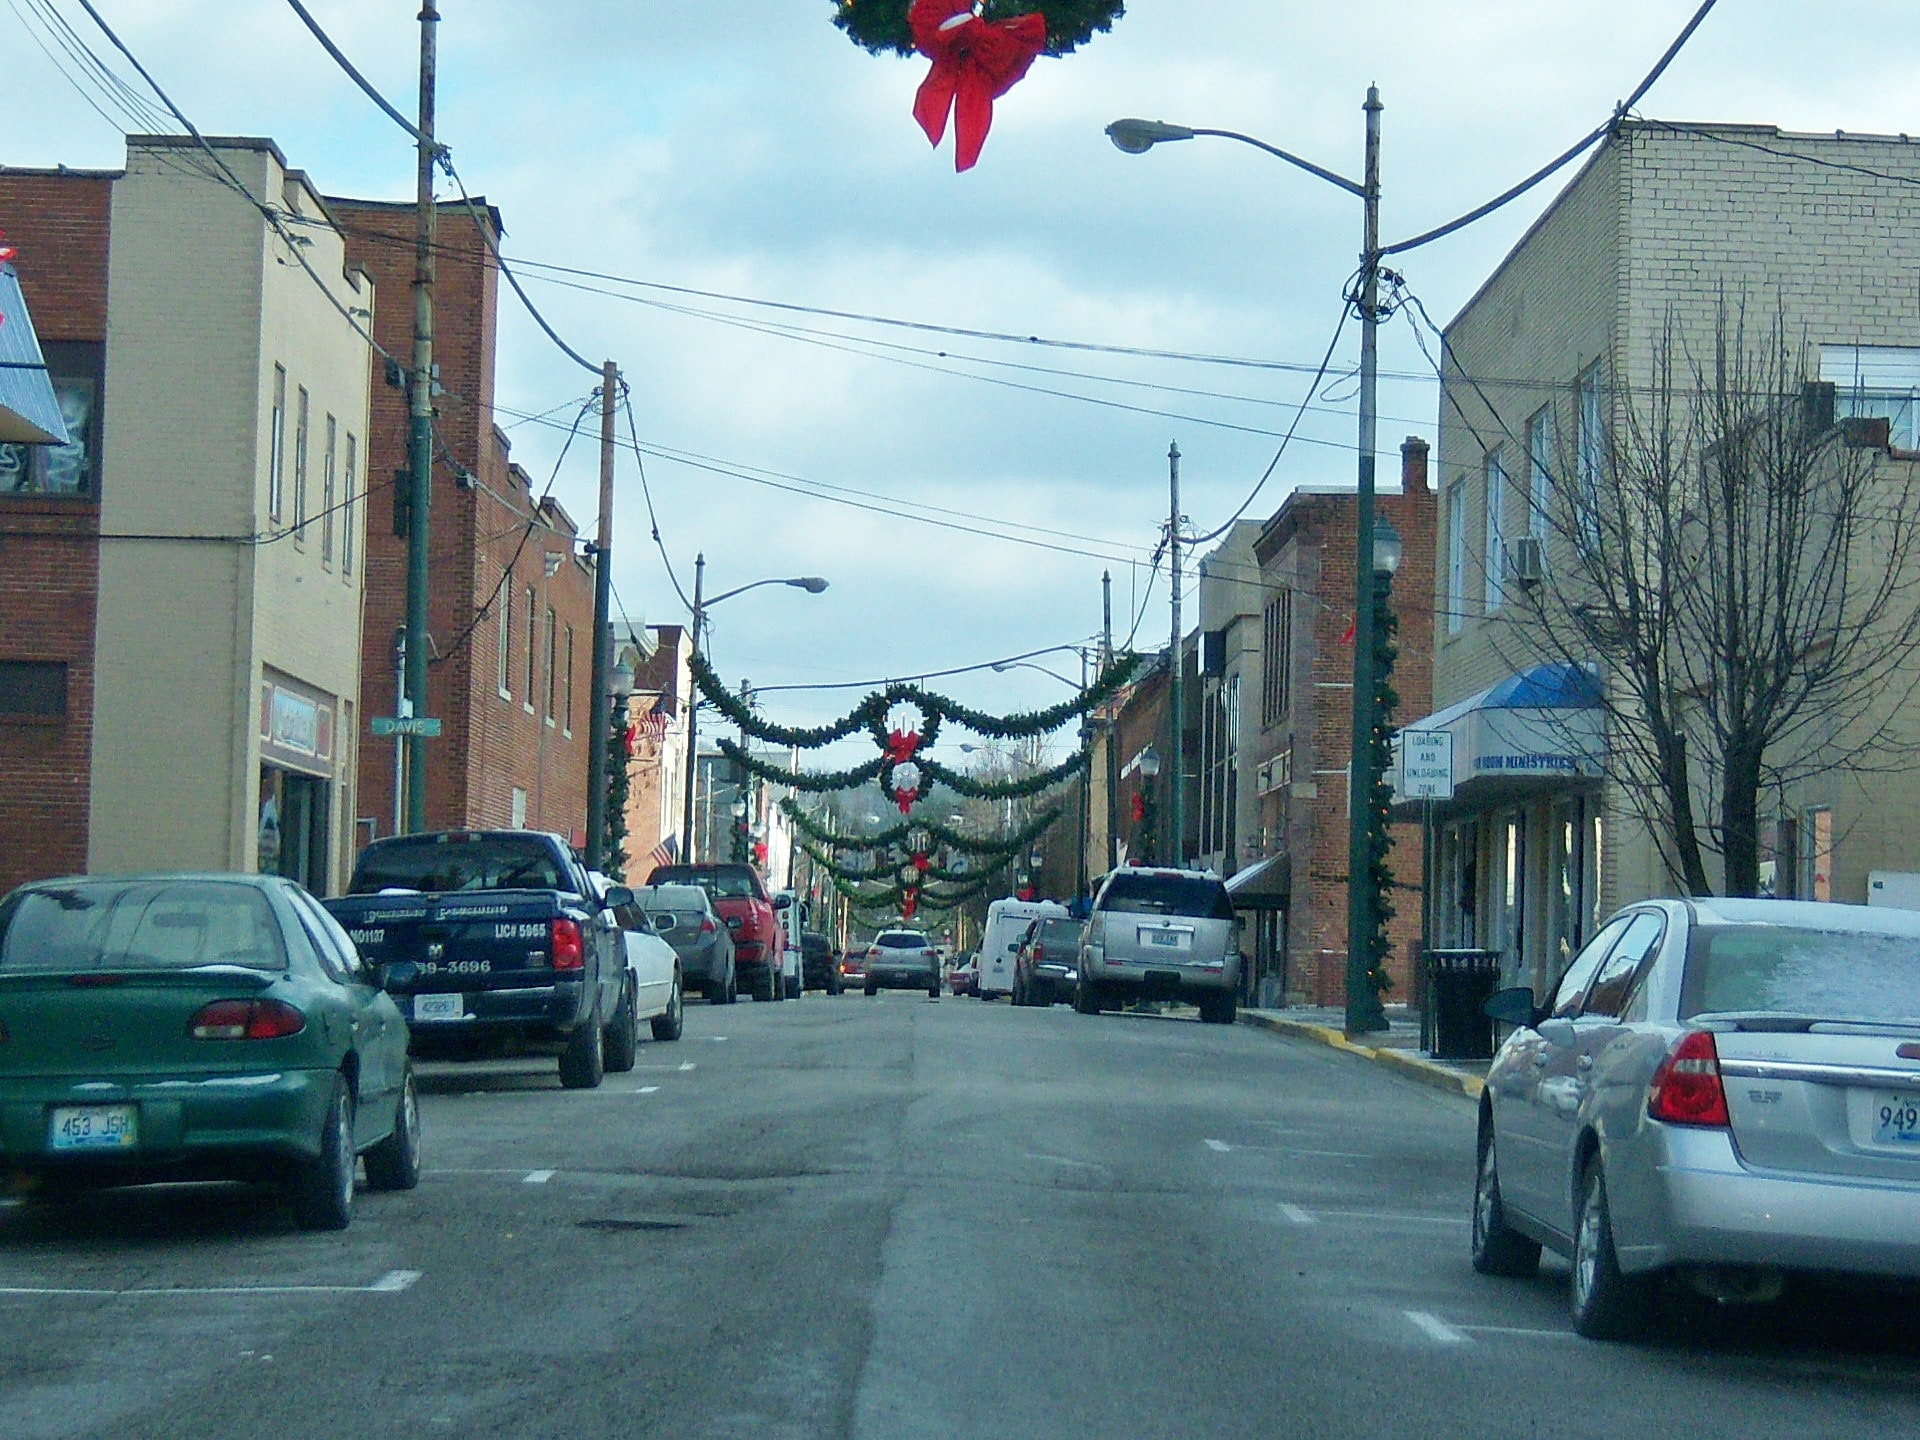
[0,882,288,973]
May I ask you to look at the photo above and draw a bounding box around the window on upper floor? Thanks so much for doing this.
[267,365,286,519]
[1445,478,1465,635]
[0,660,66,719]
[1260,588,1292,726]
[292,385,310,542]
[342,434,357,577]
[1484,449,1507,612]
[523,586,538,708]
[0,343,104,498]
[544,607,558,724]
[496,571,513,700]
[1526,406,1553,544]
[1820,345,1920,449]
[320,415,337,568]
[1576,362,1605,554]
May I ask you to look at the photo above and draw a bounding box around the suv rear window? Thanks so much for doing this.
[350,835,567,894]
[648,865,762,901]
[875,932,930,948]
[1034,919,1084,946]
[1682,925,1920,1023]
[0,881,287,973]
[1097,873,1234,920]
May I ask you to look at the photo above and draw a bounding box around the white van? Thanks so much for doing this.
[975,897,1069,1000]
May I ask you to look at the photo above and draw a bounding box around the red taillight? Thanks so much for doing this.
[188,999,306,1040]
[1648,1030,1730,1127]
[700,917,717,935]
[1032,945,1045,962]
[551,918,585,971]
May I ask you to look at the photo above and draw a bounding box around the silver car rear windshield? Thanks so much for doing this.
[1098,874,1234,920]
[875,933,930,949]
[1683,925,1920,1023]
[0,882,288,973]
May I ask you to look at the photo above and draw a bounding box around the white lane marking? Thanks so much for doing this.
[1462,1324,1573,1340]
[638,1085,660,1094]
[523,1169,555,1184]
[1311,1210,1469,1227]
[1024,1153,1108,1171]
[711,1036,728,1042]
[677,1062,697,1072]
[1405,1311,1471,1344]
[1290,1149,1373,1160]
[1203,1139,1233,1153]
[1278,1204,1318,1225]
[0,1271,424,1298]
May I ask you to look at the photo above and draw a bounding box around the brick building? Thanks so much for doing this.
[331,199,597,848]
[1242,439,1436,1007]
[618,621,692,876]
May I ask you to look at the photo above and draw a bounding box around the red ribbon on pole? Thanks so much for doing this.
[909,0,1047,172]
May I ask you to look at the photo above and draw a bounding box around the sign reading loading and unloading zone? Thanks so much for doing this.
[1399,730,1454,800]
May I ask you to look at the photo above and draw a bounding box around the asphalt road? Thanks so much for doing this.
[4,992,1919,1439]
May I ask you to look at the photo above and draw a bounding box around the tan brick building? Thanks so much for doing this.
[1416,120,1920,997]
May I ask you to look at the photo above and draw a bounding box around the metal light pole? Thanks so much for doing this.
[1106,87,1390,1035]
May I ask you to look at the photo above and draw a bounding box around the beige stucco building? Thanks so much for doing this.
[1412,120,1920,996]
[87,137,373,892]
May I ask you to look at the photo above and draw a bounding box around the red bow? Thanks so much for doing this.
[885,728,922,765]
[911,851,931,873]
[902,890,920,921]
[909,0,1047,172]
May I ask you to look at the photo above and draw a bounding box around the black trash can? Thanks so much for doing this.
[1421,949,1503,1061]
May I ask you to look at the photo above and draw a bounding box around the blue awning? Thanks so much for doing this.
[1392,662,1604,805]
[0,265,68,446]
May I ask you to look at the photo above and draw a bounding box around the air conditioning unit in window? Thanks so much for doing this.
[1508,535,1545,586]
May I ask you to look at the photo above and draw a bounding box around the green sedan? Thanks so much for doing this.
[0,874,420,1230]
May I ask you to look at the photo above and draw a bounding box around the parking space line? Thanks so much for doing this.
[523,1169,555,1184]
[677,1062,697,1072]
[1289,1149,1373,1160]
[0,1269,423,1299]
[1203,1139,1233,1153]
[1314,1210,1467,1227]
[1404,1311,1470,1344]
[638,1085,660,1094]
[1277,1204,1318,1225]
[1461,1323,1573,1341]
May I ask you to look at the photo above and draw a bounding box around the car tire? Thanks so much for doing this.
[1470,1128,1539,1278]
[1571,1163,1652,1341]
[752,964,777,1002]
[604,978,640,1073]
[928,981,941,999]
[1073,973,1099,1015]
[827,975,843,996]
[559,1001,606,1090]
[1198,991,1238,1025]
[290,1073,356,1231]
[364,1064,423,1193]
[651,971,685,1042]
[864,983,877,997]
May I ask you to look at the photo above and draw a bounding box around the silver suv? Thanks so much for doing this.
[1075,867,1240,1024]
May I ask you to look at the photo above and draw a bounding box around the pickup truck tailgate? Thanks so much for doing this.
[329,892,565,990]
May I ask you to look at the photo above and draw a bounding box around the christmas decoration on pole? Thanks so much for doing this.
[833,1,1128,171]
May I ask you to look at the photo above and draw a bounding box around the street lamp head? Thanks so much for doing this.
[610,660,636,700]
[1372,514,1405,577]
[1139,746,1162,778]
[1106,117,1195,154]
[789,576,830,594]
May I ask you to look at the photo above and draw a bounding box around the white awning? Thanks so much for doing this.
[0,265,68,445]
[1391,663,1603,805]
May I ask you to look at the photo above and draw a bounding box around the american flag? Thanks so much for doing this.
[644,833,679,872]
[632,691,675,742]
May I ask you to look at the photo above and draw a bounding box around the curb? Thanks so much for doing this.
[1238,1011,1485,1101]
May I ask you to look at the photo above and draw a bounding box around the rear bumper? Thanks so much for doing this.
[1090,951,1239,998]
[0,1068,334,1177]
[395,979,591,1048]
[1628,1126,1920,1279]
[867,968,938,990]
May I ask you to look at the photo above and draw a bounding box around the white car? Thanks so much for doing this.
[589,872,683,1054]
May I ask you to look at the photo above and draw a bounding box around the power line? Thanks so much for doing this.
[280,0,430,146]
[619,383,694,616]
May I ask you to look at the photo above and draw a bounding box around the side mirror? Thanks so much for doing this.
[1482,985,1541,1028]
[601,885,636,910]
[378,960,421,990]
[1007,942,1020,952]
[773,893,793,911]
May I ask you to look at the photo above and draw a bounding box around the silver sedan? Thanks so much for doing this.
[1472,897,1920,1340]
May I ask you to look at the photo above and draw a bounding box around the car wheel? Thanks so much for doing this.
[1073,973,1099,1015]
[864,983,877,996]
[364,1064,423,1193]
[604,978,640,1073]
[651,971,685,1042]
[1570,1162,1651,1341]
[752,964,776,1002]
[559,1001,606,1090]
[827,975,843,996]
[1470,1128,1539,1278]
[928,980,941,999]
[1198,991,1237,1025]
[708,974,730,1007]
[291,1073,356,1231]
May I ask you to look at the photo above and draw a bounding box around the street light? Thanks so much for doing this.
[680,555,830,862]
[1109,87,1390,1038]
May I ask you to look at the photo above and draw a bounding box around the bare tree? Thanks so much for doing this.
[1525,299,1920,897]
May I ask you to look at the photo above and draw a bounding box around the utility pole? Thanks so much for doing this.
[584,359,619,870]
[402,0,439,833]
[1167,441,1184,870]
[680,553,706,861]
[1344,86,1390,1036]
[1103,569,1119,872]
[1076,646,1090,901]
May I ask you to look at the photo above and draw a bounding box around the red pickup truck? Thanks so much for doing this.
[645,863,788,1002]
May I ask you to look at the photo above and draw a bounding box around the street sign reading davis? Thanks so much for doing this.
[371,716,442,738]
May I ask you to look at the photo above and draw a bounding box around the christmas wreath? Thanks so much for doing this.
[832,0,1125,57]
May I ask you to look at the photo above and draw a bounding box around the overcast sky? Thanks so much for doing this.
[8,1,1919,732]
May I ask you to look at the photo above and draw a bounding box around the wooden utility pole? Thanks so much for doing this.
[402,0,439,832]
[584,359,619,869]
[1103,569,1119,872]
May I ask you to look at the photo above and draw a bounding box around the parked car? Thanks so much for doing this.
[588,872,683,1045]
[800,931,842,994]
[975,897,1068,1000]
[947,954,977,997]
[1473,897,1920,1341]
[637,882,736,1005]
[839,947,867,990]
[0,874,420,1230]
[326,829,632,1088]
[861,930,943,997]
[1013,917,1085,1007]
[646,863,789,1003]
[1075,868,1240,1023]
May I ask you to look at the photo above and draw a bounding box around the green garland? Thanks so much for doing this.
[832,1,1126,58]
[782,797,1062,863]
[717,738,887,793]
[911,750,1087,801]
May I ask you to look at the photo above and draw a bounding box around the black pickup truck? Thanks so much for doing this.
[323,830,635,1090]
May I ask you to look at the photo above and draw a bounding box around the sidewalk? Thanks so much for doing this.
[1238,1005,1489,1100]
